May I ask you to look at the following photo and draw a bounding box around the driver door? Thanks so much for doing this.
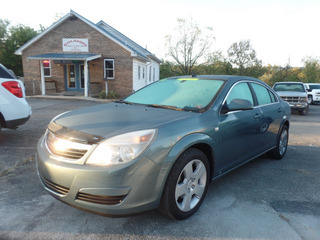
[215,82,262,173]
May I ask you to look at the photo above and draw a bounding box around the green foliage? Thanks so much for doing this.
[99,90,120,99]
[0,19,38,76]
[259,65,305,86]
[301,57,320,83]
[227,40,262,76]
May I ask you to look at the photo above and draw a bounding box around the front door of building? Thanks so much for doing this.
[64,63,85,92]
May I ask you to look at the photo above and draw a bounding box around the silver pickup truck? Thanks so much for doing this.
[273,82,309,115]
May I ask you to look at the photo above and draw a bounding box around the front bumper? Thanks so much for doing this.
[36,135,164,216]
[313,95,320,102]
[288,103,308,110]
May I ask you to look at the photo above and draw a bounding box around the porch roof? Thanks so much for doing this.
[28,53,102,61]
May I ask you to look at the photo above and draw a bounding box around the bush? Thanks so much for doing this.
[99,90,120,99]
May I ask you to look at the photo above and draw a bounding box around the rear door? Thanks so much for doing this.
[249,82,283,151]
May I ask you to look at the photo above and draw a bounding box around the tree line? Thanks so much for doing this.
[1,17,320,86]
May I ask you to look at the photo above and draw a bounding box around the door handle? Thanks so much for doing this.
[278,108,283,113]
[254,113,261,119]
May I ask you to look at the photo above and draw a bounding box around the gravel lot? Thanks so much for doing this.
[0,98,319,240]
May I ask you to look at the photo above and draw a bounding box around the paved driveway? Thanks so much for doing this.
[0,98,319,240]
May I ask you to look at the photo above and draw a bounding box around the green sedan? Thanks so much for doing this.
[36,75,290,219]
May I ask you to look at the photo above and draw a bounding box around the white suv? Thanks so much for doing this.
[304,83,320,105]
[0,64,32,130]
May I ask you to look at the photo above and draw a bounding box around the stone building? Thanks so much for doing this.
[15,10,161,98]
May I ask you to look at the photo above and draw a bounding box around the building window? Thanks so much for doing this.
[143,67,145,79]
[104,59,114,79]
[42,60,51,77]
[138,65,141,80]
[153,67,155,82]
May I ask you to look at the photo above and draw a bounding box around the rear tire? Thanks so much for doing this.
[268,125,289,160]
[159,148,210,220]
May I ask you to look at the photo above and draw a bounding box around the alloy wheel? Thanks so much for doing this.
[175,159,207,212]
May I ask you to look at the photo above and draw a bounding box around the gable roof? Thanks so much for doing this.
[96,21,161,63]
[15,10,161,63]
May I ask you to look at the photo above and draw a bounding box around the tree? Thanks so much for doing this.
[0,19,10,40]
[227,40,262,76]
[0,19,10,60]
[0,20,38,76]
[301,57,320,83]
[200,50,233,75]
[165,18,214,75]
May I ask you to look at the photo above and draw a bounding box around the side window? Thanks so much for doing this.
[269,90,277,103]
[226,82,254,105]
[251,83,272,105]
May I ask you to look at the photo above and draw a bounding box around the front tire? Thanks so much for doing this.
[268,125,289,160]
[307,95,314,105]
[298,105,309,115]
[159,148,210,220]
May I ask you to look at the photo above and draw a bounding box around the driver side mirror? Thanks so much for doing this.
[221,98,254,114]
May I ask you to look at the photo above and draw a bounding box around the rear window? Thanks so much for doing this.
[0,65,14,79]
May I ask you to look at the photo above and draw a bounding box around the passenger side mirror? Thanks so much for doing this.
[307,89,312,92]
[221,99,254,114]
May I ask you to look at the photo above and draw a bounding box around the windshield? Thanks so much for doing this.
[273,83,305,92]
[124,78,224,111]
[309,84,320,90]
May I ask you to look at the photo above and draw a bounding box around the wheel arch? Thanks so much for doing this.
[0,112,6,128]
[161,133,216,187]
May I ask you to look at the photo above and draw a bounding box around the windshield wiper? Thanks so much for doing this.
[144,104,182,111]
[115,100,133,105]
[182,106,201,112]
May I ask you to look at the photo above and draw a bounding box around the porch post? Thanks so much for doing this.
[84,60,88,97]
[40,61,46,95]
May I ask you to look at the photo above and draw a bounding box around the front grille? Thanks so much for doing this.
[280,96,300,103]
[42,177,70,196]
[46,131,91,160]
[76,192,127,205]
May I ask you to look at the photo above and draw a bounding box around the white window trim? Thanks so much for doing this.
[42,60,51,78]
[104,59,115,79]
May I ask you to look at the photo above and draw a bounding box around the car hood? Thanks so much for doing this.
[275,91,307,97]
[53,102,196,139]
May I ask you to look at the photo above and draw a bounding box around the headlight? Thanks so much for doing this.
[299,97,307,103]
[86,129,157,166]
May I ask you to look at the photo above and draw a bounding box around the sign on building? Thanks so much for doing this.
[62,38,89,52]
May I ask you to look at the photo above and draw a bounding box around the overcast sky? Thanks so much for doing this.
[1,0,320,67]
